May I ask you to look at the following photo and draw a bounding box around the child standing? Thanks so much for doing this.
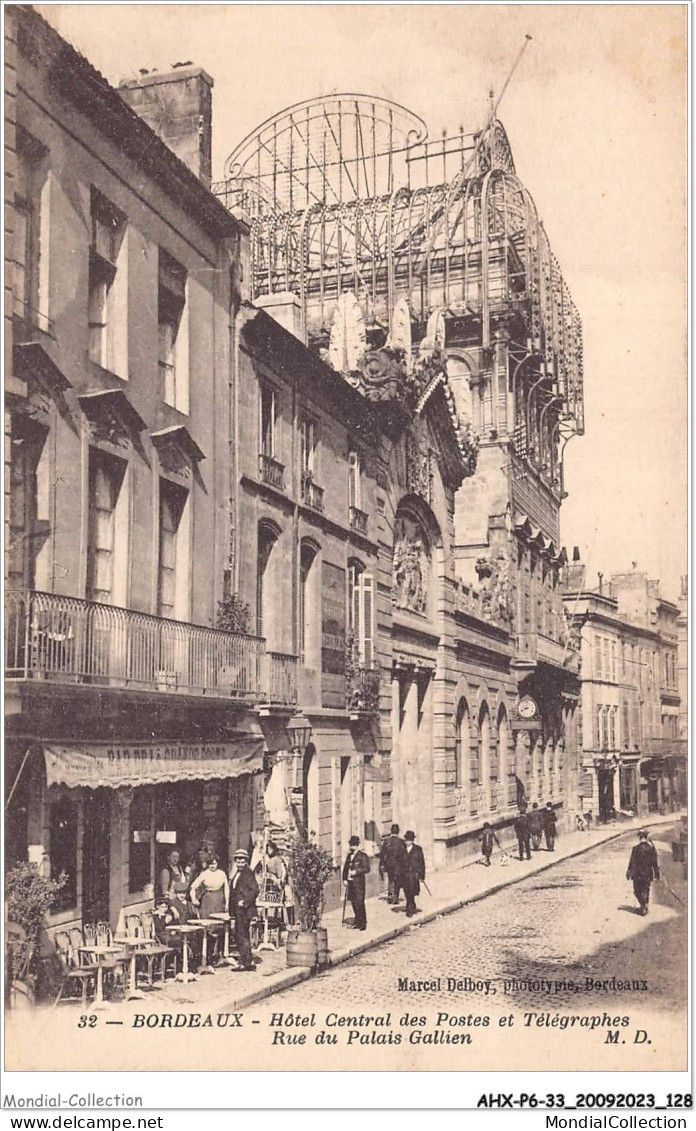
[479,822,500,866]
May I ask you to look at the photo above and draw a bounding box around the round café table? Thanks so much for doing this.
[196,918,226,975]
[113,936,155,1000]
[166,922,204,983]
[78,943,123,1010]
[208,912,236,966]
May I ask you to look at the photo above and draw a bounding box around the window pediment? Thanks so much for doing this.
[79,389,146,453]
[151,425,204,482]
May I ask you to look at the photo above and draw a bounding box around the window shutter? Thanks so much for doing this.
[361,573,374,665]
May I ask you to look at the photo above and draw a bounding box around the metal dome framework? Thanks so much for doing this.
[215,94,584,483]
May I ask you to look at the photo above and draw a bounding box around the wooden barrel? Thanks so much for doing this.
[315,927,329,967]
[286,930,319,968]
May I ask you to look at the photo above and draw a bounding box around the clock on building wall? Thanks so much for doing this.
[518,695,539,721]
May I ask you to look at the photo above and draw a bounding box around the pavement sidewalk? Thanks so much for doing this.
[218,811,683,1012]
[80,812,682,1021]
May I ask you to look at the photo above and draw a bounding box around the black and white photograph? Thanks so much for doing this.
[3,1,688,1083]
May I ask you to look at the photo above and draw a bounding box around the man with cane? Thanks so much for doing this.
[400,830,426,918]
[626,829,660,915]
[379,823,406,904]
[342,835,370,930]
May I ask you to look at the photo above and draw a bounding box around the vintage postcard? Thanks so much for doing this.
[4,2,688,1081]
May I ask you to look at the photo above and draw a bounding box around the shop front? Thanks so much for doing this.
[7,737,264,931]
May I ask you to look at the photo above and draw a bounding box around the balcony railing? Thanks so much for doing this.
[259,453,285,491]
[301,475,324,512]
[264,650,298,707]
[6,590,270,699]
[346,662,380,714]
[349,506,369,536]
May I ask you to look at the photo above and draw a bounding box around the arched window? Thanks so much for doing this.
[455,698,470,790]
[479,703,491,792]
[256,521,280,645]
[347,559,374,665]
[497,705,509,785]
[299,539,320,668]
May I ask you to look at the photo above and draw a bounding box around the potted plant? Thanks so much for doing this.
[5,861,67,1005]
[285,835,334,968]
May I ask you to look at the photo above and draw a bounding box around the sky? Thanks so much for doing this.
[36,3,688,600]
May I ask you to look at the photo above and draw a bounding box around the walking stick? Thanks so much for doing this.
[422,879,433,897]
[341,886,348,926]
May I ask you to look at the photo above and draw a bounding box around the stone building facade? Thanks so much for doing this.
[563,562,685,820]
[4,6,260,931]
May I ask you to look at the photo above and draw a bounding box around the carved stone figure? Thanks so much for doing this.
[474,553,514,624]
[392,513,430,614]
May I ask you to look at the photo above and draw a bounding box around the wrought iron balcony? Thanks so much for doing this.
[259,453,285,491]
[6,590,274,700]
[301,474,324,512]
[264,650,298,707]
[346,662,380,714]
[349,506,369,536]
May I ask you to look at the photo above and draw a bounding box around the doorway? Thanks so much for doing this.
[82,788,111,924]
[597,769,616,822]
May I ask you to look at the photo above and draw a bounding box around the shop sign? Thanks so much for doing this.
[321,561,346,709]
[43,738,263,790]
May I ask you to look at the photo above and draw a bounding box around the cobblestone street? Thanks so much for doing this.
[248,824,687,1018]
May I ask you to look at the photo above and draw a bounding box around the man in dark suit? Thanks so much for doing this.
[542,802,558,851]
[514,807,532,860]
[379,823,406,904]
[626,829,660,915]
[229,847,259,969]
[400,830,426,917]
[342,835,370,930]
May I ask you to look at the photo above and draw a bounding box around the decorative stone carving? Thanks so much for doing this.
[474,553,514,624]
[392,512,430,614]
[406,430,433,505]
[386,295,412,369]
[89,408,130,451]
[157,439,192,480]
[328,291,366,377]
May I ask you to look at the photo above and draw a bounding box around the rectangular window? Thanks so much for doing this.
[158,249,187,409]
[348,564,374,666]
[594,635,602,679]
[49,797,78,911]
[86,450,125,604]
[260,385,276,458]
[88,189,125,371]
[128,787,153,894]
[610,640,617,682]
[14,130,47,325]
[157,480,188,618]
[299,416,317,476]
[608,707,616,750]
[348,449,361,510]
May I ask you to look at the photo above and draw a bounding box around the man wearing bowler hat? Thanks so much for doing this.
[400,830,426,918]
[229,847,259,970]
[343,835,370,930]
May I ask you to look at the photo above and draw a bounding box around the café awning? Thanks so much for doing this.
[43,738,263,790]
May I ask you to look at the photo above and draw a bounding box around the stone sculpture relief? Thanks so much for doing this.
[392,512,431,614]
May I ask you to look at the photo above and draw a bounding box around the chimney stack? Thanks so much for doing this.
[118,66,213,187]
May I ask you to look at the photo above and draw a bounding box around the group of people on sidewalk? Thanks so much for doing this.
[342,825,427,931]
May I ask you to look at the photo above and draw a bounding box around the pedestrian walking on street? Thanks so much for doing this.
[479,822,500,866]
[379,823,406,904]
[400,830,426,917]
[229,848,259,970]
[529,803,544,851]
[514,807,532,860]
[343,835,371,930]
[543,802,558,851]
[626,829,660,915]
